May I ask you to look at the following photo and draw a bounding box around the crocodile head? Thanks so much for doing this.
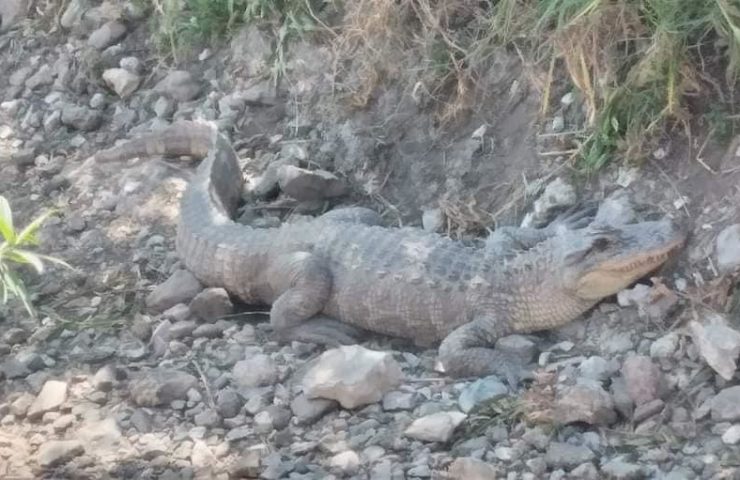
[560,219,686,300]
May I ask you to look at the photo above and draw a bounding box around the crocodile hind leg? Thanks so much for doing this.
[267,252,362,347]
[436,317,531,384]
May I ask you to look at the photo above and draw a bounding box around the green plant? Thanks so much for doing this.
[0,196,72,317]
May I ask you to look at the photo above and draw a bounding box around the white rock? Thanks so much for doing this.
[716,224,740,274]
[27,380,68,420]
[689,318,740,381]
[329,450,360,474]
[722,425,740,445]
[232,354,277,388]
[102,68,141,98]
[403,411,467,443]
[303,345,403,409]
[37,440,84,467]
[650,332,680,358]
[422,208,445,233]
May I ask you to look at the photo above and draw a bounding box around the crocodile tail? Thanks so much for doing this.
[94,121,214,163]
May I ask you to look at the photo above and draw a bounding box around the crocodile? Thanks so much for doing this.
[96,120,687,378]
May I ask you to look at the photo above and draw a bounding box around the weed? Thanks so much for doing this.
[0,196,72,317]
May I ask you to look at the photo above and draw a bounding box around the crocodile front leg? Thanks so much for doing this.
[266,252,361,347]
[436,316,531,383]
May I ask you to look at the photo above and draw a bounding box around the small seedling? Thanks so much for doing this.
[0,196,72,317]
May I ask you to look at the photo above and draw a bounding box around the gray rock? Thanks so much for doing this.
[60,0,87,29]
[650,332,679,359]
[689,318,740,381]
[601,456,647,479]
[290,393,337,424]
[303,345,403,409]
[521,177,576,228]
[544,442,594,469]
[633,398,664,422]
[37,440,84,467]
[621,355,665,405]
[130,369,198,407]
[60,104,102,131]
[27,380,68,420]
[422,209,445,233]
[153,96,175,118]
[716,224,740,273]
[102,68,141,98]
[154,70,201,102]
[554,383,616,426]
[1,358,30,378]
[232,354,277,388]
[52,414,75,432]
[119,56,141,73]
[194,409,221,427]
[93,365,118,392]
[447,457,499,480]
[162,303,192,323]
[88,20,127,49]
[0,0,29,31]
[403,411,467,443]
[578,356,618,383]
[711,386,740,422]
[277,165,347,201]
[192,323,223,339]
[215,389,243,418]
[189,288,233,321]
[382,391,417,411]
[146,270,203,313]
[130,408,153,433]
[593,189,635,226]
[10,392,34,416]
[458,376,508,413]
[169,320,197,339]
[722,424,740,444]
[230,450,262,478]
[3,327,28,345]
[25,65,55,90]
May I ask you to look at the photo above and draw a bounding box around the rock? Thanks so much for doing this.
[447,457,499,480]
[154,70,201,102]
[192,323,223,339]
[496,335,537,361]
[593,189,635,226]
[544,442,595,469]
[215,389,243,418]
[3,327,28,345]
[616,282,678,320]
[60,104,102,131]
[120,56,141,73]
[27,380,68,420]
[458,376,508,413]
[130,409,153,433]
[60,0,87,29]
[650,332,680,359]
[722,425,740,445]
[37,440,84,467]
[711,386,740,422]
[551,115,564,132]
[553,383,617,426]
[403,411,467,443]
[52,414,75,432]
[92,364,118,392]
[303,345,403,409]
[716,224,740,273]
[88,20,127,49]
[0,0,29,31]
[601,456,647,479]
[621,355,664,405]
[689,319,740,381]
[521,177,576,228]
[10,392,35,416]
[329,451,360,475]
[633,398,664,422]
[232,354,277,388]
[231,450,262,478]
[102,68,141,98]
[382,391,417,411]
[146,270,203,313]
[290,393,337,424]
[163,303,193,323]
[25,65,55,90]
[422,208,445,233]
[189,288,233,321]
[130,369,198,407]
[194,409,221,427]
[578,356,618,383]
[277,165,347,201]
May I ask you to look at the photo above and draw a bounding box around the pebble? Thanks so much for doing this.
[403,411,467,443]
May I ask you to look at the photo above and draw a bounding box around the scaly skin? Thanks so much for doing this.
[97,121,687,378]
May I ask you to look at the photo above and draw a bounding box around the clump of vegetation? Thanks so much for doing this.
[0,196,71,317]
[146,0,324,68]
[142,0,740,170]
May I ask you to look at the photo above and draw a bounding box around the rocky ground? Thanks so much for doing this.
[2,1,740,479]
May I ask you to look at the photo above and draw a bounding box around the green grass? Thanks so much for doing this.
[487,0,740,170]
[0,196,72,317]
